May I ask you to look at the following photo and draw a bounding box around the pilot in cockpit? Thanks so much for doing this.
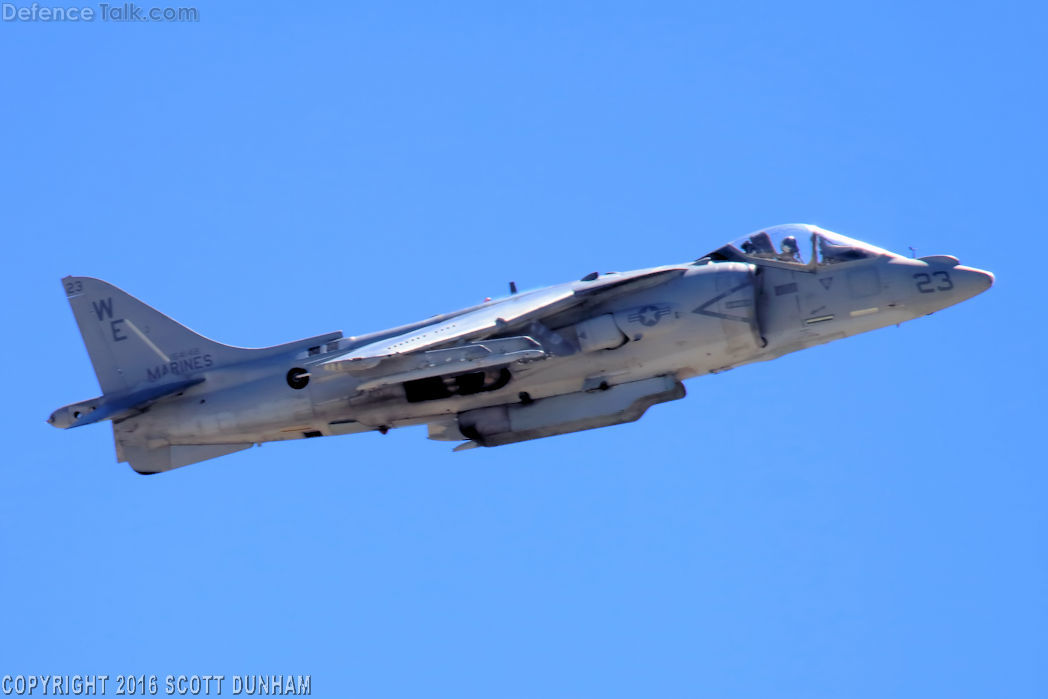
[778,235,800,262]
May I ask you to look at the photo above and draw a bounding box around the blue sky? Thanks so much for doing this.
[1,2,1044,696]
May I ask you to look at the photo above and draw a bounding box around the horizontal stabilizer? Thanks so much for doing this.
[51,378,205,429]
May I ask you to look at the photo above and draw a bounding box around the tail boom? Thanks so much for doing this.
[51,276,343,473]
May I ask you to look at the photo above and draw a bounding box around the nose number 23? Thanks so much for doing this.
[913,271,953,293]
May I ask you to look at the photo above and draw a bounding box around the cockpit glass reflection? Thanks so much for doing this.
[705,224,893,266]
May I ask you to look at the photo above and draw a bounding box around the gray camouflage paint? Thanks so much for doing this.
[48,224,993,473]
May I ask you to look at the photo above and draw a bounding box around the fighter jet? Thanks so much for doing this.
[48,224,993,474]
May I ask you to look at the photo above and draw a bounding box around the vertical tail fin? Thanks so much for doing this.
[62,276,341,394]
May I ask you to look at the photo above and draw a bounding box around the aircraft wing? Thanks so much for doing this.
[320,266,686,374]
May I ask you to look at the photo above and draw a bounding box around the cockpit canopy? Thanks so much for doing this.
[705,224,894,267]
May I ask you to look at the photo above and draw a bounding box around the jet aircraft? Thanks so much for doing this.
[49,224,993,474]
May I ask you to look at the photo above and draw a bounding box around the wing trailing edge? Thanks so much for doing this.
[322,266,688,370]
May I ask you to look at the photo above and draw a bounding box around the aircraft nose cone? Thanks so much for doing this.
[903,261,994,316]
[953,265,995,299]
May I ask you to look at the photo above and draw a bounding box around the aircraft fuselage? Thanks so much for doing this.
[49,224,993,473]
